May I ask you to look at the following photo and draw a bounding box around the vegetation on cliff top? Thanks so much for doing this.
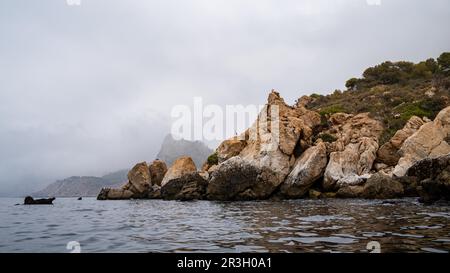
[305,52,450,144]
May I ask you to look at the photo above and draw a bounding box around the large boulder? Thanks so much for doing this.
[393,106,450,177]
[377,116,425,166]
[207,156,279,200]
[279,142,327,198]
[336,185,364,198]
[161,156,197,186]
[322,113,384,191]
[97,188,134,200]
[207,91,321,200]
[149,160,168,186]
[160,172,208,200]
[406,153,450,203]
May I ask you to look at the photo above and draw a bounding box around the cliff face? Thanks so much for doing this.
[156,134,213,169]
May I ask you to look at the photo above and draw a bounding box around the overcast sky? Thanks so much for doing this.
[0,0,449,196]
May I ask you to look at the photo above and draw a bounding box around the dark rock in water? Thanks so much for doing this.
[361,173,404,199]
[77,197,82,200]
[161,172,208,200]
[97,160,165,200]
[406,154,450,204]
[24,196,55,205]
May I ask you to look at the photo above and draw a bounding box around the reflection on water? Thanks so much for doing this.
[0,198,448,253]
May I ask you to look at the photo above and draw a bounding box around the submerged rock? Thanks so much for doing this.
[207,156,279,200]
[280,142,327,198]
[216,137,247,163]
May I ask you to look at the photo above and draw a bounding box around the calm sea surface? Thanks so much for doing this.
[0,197,448,253]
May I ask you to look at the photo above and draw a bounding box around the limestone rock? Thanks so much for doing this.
[149,160,168,186]
[161,156,197,187]
[377,116,425,166]
[280,143,328,198]
[393,106,450,177]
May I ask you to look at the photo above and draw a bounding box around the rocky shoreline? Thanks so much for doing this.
[98,91,450,204]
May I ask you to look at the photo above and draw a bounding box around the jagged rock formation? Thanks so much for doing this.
[34,170,128,197]
[156,134,213,168]
[393,106,450,177]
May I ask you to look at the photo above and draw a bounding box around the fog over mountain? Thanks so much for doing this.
[1,0,449,196]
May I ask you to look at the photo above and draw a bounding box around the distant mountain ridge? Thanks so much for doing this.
[33,170,128,197]
[156,134,213,168]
